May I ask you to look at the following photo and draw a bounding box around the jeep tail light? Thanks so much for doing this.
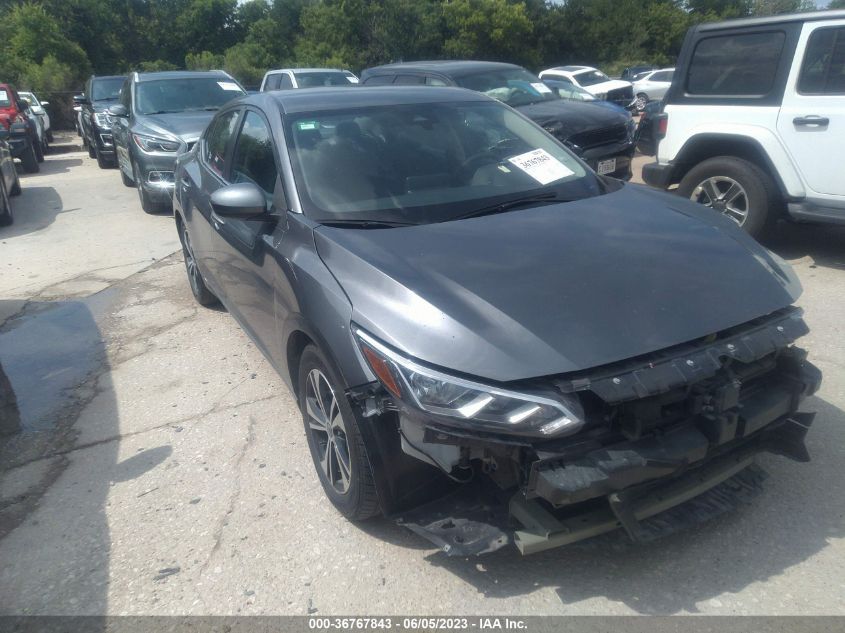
[656,113,668,139]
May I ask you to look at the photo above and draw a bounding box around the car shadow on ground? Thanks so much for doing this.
[762,222,845,271]
[0,186,66,239]
[17,156,83,178]
[0,298,166,619]
[419,395,844,614]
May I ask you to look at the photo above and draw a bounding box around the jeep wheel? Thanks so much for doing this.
[678,156,778,238]
[298,345,380,521]
[21,142,39,173]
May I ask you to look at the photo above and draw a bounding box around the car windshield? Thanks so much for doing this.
[295,72,357,87]
[287,100,601,226]
[544,81,596,101]
[135,78,245,115]
[92,78,125,101]
[18,93,36,105]
[574,70,610,86]
[454,69,558,107]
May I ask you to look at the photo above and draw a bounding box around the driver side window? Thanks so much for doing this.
[203,109,241,178]
[230,110,278,196]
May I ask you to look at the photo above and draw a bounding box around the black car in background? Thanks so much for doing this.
[361,61,636,180]
[108,70,246,213]
[79,75,127,169]
[621,65,657,81]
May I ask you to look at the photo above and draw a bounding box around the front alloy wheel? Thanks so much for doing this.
[178,220,217,306]
[298,345,380,520]
[305,368,352,494]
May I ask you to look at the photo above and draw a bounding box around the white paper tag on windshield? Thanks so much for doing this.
[508,149,574,185]
[346,76,359,84]
[218,81,242,91]
[531,82,552,94]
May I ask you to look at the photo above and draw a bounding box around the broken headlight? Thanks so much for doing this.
[354,329,583,437]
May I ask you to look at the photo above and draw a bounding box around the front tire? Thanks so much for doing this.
[635,93,648,112]
[21,142,39,173]
[177,218,218,306]
[88,142,96,159]
[96,148,112,169]
[677,156,779,238]
[34,137,44,163]
[10,172,21,196]
[0,177,12,226]
[298,345,380,521]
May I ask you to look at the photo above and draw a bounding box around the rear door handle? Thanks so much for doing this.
[793,115,830,127]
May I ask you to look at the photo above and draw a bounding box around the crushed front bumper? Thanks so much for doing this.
[392,308,822,555]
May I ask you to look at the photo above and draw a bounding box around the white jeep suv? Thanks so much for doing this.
[643,10,845,237]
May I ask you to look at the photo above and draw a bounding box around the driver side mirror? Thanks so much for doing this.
[107,104,128,118]
[210,182,269,218]
[73,94,88,105]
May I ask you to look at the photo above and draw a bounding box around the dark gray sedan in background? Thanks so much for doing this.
[173,87,820,555]
[109,70,245,213]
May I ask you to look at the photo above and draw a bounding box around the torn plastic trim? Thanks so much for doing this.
[554,307,809,404]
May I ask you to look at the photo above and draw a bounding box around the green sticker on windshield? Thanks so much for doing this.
[297,121,318,130]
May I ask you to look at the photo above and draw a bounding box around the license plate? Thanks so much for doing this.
[596,158,617,175]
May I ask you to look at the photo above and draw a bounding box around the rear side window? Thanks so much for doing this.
[279,74,293,89]
[394,75,424,85]
[363,75,394,85]
[798,27,845,95]
[652,71,673,83]
[426,76,449,86]
[204,109,241,177]
[687,31,786,96]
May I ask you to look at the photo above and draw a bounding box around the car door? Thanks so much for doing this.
[207,107,283,355]
[649,71,674,99]
[777,21,845,196]
[188,107,243,290]
[112,79,133,178]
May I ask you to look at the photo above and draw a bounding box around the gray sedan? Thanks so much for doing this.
[173,87,819,555]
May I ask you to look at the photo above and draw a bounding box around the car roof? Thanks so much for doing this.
[549,66,591,73]
[92,74,127,81]
[134,70,232,82]
[364,60,524,78]
[267,68,344,75]
[695,8,845,31]
[252,86,490,114]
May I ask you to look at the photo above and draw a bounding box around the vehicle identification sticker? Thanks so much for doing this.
[531,82,553,94]
[217,81,242,91]
[597,158,617,175]
[297,121,319,130]
[346,76,360,84]
[507,149,574,185]
[0,90,7,102]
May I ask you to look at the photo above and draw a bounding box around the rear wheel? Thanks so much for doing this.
[21,142,39,173]
[677,156,779,238]
[299,345,380,521]
[0,177,12,226]
[177,217,218,306]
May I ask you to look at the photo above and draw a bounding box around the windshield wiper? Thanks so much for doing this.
[319,219,417,229]
[144,109,183,115]
[451,192,568,221]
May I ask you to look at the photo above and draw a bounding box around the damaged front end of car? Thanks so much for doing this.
[348,306,821,556]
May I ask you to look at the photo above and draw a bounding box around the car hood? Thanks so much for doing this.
[135,111,217,143]
[516,99,629,138]
[583,79,632,94]
[314,185,801,383]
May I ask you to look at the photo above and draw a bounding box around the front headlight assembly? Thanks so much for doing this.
[93,112,113,128]
[354,329,584,438]
[132,133,180,153]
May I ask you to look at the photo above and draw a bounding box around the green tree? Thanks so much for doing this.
[828,0,845,8]
[441,0,535,65]
[185,50,224,70]
[750,0,815,14]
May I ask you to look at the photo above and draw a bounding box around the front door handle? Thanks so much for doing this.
[793,115,830,127]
